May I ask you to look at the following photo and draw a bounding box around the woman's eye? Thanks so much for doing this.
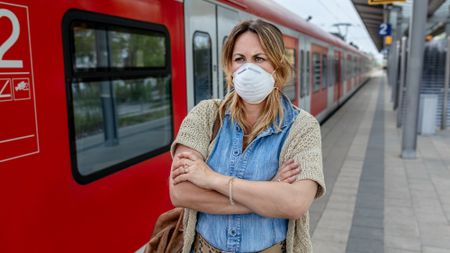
[255,57,265,63]
[234,58,245,63]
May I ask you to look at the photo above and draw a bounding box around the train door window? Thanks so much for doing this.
[335,57,339,85]
[329,56,334,87]
[322,55,327,90]
[63,10,172,183]
[193,31,213,104]
[306,50,311,95]
[347,56,351,80]
[347,57,350,80]
[313,52,321,92]
[346,56,349,79]
[350,56,353,78]
[283,48,297,101]
[350,56,354,78]
[300,50,305,97]
[352,56,355,78]
[222,36,228,96]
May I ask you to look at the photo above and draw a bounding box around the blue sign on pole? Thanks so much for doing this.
[378,23,392,37]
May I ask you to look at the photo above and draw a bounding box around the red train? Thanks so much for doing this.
[0,0,371,252]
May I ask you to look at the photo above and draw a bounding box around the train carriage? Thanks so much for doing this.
[0,0,371,252]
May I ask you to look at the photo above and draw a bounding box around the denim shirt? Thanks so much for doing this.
[196,95,299,252]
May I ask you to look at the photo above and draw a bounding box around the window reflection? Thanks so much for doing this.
[313,53,321,92]
[73,26,105,69]
[73,23,166,70]
[193,32,213,105]
[322,55,327,89]
[69,20,172,178]
[109,30,165,68]
[72,77,172,175]
[306,50,311,96]
[283,48,297,101]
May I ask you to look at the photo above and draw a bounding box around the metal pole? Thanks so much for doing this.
[443,5,450,130]
[96,30,118,146]
[401,0,429,159]
[442,35,450,129]
[388,43,394,86]
[392,39,400,110]
[384,7,392,86]
[393,10,403,110]
[397,36,407,128]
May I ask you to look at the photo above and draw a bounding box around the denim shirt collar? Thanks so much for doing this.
[224,93,298,136]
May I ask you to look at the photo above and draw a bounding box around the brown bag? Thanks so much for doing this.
[144,207,184,253]
[144,111,221,253]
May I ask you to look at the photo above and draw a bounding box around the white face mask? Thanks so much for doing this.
[232,63,275,104]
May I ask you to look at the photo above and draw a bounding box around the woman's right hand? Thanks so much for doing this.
[272,159,301,184]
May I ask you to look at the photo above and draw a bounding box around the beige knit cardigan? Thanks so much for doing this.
[170,99,326,253]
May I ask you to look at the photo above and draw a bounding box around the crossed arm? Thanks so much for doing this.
[169,144,318,219]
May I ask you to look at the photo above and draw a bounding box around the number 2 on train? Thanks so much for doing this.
[0,8,23,68]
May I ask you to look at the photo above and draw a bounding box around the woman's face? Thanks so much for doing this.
[231,31,275,74]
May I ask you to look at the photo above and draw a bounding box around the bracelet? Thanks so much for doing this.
[228,177,236,205]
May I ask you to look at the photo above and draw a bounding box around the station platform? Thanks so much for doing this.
[310,71,450,253]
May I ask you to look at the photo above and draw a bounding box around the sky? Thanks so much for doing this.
[273,0,383,62]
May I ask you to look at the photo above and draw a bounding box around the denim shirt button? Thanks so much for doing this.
[233,150,239,156]
[229,228,237,236]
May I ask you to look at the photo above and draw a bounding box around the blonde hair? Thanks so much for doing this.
[220,19,292,148]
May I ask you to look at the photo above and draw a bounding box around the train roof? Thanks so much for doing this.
[219,0,365,57]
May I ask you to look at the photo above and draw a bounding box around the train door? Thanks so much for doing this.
[299,39,311,112]
[357,56,361,85]
[342,53,347,98]
[346,54,352,92]
[217,6,238,98]
[334,50,342,103]
[185,0,218,109]
[283,35,299,106]
[310,43,328,116]
[327,49,334,108]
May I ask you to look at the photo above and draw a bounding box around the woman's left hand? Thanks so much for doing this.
[172,152,219,189]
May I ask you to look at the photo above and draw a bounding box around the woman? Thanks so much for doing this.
[169,19,325,253]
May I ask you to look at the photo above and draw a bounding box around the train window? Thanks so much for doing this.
[73,27,106,69]
[350,56,353,78]
[73,24,166,70]
[63,10,172,184]
[193,31,213,105]
[347,56,351,80]
[223,36,228,97]
[283,48,297,101]
[329,57,334,87]
[300,50,305,98]
[313,52,321,92]
[322,55,327,90]
[109,30,165,68]
[335,57,339,85]
[306,50,310,95]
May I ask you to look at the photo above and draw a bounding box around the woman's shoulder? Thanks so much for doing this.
[189,99,221,116]
[291,109,320,133]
